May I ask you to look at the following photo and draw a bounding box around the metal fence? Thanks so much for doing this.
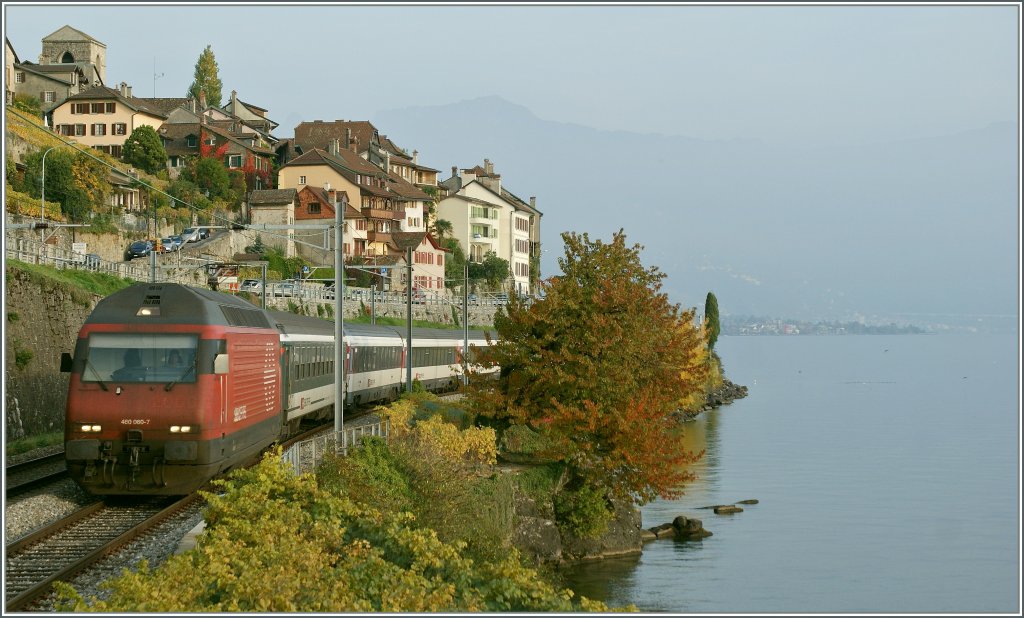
[5,234,153,280]
[280,419,390,475]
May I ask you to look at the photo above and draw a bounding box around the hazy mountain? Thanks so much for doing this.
[372,96,1018,323]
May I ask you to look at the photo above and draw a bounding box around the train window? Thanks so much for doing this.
[85,333,198,384]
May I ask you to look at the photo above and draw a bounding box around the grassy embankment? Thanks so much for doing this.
[4,261,137,454]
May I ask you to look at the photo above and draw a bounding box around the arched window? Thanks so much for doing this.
[61,51,75,63]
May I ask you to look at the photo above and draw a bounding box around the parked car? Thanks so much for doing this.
[160,237,179,252]
[169,235,184,250]
[411,288,427,304]
[125,240,152,260]
[493,293,509,304]
[322,283,336,300]
[198,227,211,240]
[272,282,295,297]
[467,293,479,304]
[181,228,200,243]
[240,279,263,293]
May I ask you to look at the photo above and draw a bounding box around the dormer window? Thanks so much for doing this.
[186,136,197,147]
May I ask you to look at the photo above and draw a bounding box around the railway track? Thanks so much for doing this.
[4,495,199,612]
[5,452,69,499]
[3,421,338,612]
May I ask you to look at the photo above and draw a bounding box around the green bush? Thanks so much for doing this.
[316,437,414,516]
[554,483,613,539]
[55,453,617,612]
[499,424,556,458]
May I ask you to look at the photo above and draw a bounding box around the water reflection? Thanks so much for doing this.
[560,411,720,608]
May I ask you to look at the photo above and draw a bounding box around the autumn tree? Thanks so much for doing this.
[122,125,167,174]
[704,291,720,350]
[468,230,709,507]
[187,45,223,108]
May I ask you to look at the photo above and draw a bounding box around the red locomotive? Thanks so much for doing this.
[62,283,492,496]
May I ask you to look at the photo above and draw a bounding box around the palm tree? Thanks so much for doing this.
[433,218,453,240]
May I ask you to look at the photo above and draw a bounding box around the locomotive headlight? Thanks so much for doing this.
[80,424,101,432]
[170,425,180,433]
[170,425,196,433]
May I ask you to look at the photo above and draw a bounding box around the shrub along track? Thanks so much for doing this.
[4,421,333,612]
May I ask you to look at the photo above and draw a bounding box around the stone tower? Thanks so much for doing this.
[39,25,106,85]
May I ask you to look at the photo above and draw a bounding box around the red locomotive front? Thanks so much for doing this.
[63,284,284,495]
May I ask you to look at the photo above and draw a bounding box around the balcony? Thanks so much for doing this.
[366,230,393,244]
[362,206,405,221]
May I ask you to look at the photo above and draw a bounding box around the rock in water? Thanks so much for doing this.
[672,516,713,539]
[713,505,744,515]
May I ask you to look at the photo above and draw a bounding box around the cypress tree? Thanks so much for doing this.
[705,291,720,350]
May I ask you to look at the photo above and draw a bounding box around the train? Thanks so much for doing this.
[60,282,494,496]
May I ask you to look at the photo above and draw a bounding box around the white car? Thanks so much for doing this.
[240,279,263,293]
[180,228,201,243]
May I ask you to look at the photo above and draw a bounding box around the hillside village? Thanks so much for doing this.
[4,26,543,298]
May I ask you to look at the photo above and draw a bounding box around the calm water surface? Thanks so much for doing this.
[562,334,1020,613]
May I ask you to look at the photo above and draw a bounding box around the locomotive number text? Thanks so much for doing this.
[121,419,150,425]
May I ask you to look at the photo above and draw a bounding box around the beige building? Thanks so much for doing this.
[248,189,297,258]
[50,83,165,157]
[437,159,541,294]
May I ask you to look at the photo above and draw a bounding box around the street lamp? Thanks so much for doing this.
[40,146,58,242]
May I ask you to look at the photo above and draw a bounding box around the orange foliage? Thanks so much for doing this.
[469,230,708,504]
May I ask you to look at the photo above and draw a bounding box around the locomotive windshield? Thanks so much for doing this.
[83,333,199,384]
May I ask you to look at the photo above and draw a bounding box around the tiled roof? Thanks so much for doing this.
[137,97,191,116]
[43,25,104,46]
[391,231,427,251]
[386,173,431,200]
[13,63,73,85]
[294,120,378,152]
[303,186,358,216]
[17,62,80,74]
[249,189,297,205]
[63,86,166,117]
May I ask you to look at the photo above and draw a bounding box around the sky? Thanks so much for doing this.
[4,3,1018,145]
[3,2,1020,324]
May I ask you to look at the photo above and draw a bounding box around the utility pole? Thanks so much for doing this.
[463,262,469,385]
[334,195,345,435]
[406,246,413,393]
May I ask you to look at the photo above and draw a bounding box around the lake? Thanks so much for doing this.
[561,333,1020,613]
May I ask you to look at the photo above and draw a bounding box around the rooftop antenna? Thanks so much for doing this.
[153,57,164,97]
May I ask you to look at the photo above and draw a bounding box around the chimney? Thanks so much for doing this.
[451,166,458,178]
[412,150,418,164]
[345,128,352,149]
[119,82,127,97]
[329,138,340,156]
[231,89,237,111]
[189,97,196,114]
[484,158,493,176]
[530,196,536,209]
[199,90,207,110]
[126,85,132,98]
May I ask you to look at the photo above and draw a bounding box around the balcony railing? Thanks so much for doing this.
[362,206,405,221]
[366,230,393,244]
